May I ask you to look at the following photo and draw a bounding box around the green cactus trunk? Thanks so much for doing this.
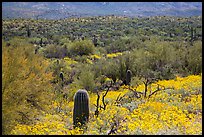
[73,89,89,128]
[126,70,132,86]
[27,25,31,37]
[40,38,43,47]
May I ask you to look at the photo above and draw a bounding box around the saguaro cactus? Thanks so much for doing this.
[60,72,64,82]
[59,72,64,87]
[73,89,89,128]
[40,38,43,47]
[126,70,132,86]
[92,35,98,47]
[27,25,31,37]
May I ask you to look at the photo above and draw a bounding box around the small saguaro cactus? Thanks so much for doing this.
[40,38,43,47]
[27,25,31,37]
[92,35,98,47]
[59,72,64,81]
[56,59,59,65]
[59,72,64,87]
[73,89,89,128]
[126,70,132,86]
[81,35,85,40]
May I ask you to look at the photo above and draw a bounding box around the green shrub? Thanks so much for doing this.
[68,39,95,57]
[186,41,202,75]
[76,65,96,92]
[44,44,67,58]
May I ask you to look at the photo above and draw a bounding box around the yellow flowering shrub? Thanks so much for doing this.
[64,57,78,66]
[107,52,123,58]
[86,58,93,64]
[89,54,102,60]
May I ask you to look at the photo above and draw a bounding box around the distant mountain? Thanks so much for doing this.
[2,2,202,19]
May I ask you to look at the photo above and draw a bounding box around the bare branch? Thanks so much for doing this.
[115,93,122,103]
[94,91,100,117]
[101,87,110,110]
[148,84,174,99]
[107,115,120,135]
[129,86,144,99]
[17,111,31,124]
[114,93,126,106]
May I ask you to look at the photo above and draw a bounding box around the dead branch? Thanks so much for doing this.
[107,114,121,135]
[94,81,113,117]
[148,84,174,99]
[107,118,118,135]
[115,93,122,104]
[17,111,31,124]
[101,83,111,110]
[94,91,100,117]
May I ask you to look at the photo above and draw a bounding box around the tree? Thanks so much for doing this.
[2,38,54,134]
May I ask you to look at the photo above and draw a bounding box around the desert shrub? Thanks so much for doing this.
[43,44,67,58]
[60,36,72,46]
[169,41,202,76]
[130,41,176,80]
[93,57,126,83]
[105,36,144,53]
[103,59,120,83]
[73,55,91,64]
[186,41,202,75]
[93,57,107,78]
[75,64,96,92]
[95,46,107,55]
[68,39,95,57]
[146,41,175,75]
[28,37,49,46]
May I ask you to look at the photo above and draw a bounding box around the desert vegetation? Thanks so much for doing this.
[2,15,202,135]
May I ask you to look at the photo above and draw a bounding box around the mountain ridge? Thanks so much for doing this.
[2,2,202,19]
